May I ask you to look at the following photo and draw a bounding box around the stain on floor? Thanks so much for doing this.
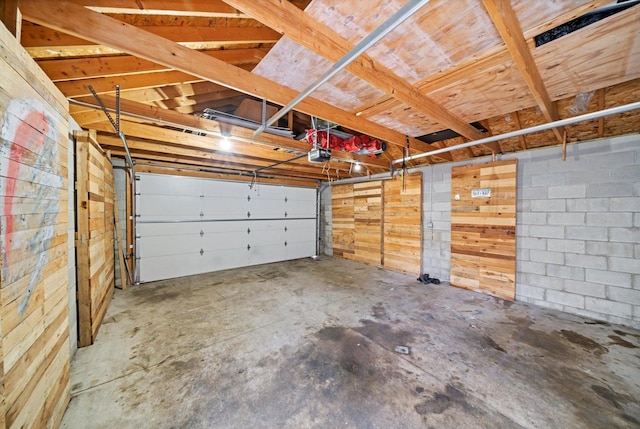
[61,258,640,429]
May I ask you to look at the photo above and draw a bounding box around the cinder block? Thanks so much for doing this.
[531,174,565,187]
[587,151,637,170]
[533,299,565,312]
[566,198,610,213]
[567,226,608,241]
[608,287,640,306]
[521,273,563,291]
[586,241,633,258]
[564,279,606,298]
[548,185,586,199]
[548,213,585,226]
[521,187,548,200]
[609,228,640,243]
[633,275,640,290]
[530,225,565,239]
[519,237,547,250]
[547,264,585,281]
[547,238,585,253]
[609,257,640,275]
[587,182,634,198]
[634,182,640,197]
[635,213,640,228]
[521,212,547,225]
[531,199,566,212]
[610,198,640,213]
[636,244,640,259]
[547,157,586,172]
[516,284,545,300]
[586,212,633,228]
[585,297,632,318]
[530,249,565,265]
[565,253,607,270]
[565,170,610,185]
[547,290,585,309]
[611,166,640,182]
[586,269,631,288]
[519,260,546,275]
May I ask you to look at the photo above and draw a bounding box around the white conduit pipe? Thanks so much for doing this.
[253,0,431,137]
[392,101,640,165]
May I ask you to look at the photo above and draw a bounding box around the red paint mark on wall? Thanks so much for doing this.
[4,111,49,257]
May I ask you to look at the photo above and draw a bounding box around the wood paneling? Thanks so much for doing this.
[331,184,354,259]
[331,173,422,275]
[383,173,423,275]
[451,160,517,300]
[352,181,383,266]
[0,21,70,428]
[75,130,115,347]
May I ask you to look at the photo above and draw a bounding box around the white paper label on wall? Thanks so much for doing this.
[471,188,491,198]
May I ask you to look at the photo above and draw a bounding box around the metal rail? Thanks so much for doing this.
[253,0,431,137]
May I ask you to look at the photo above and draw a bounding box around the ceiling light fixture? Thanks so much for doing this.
[220,135,232,151]
[354,161,361,172]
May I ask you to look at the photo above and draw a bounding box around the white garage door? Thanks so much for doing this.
[136,173,317,282]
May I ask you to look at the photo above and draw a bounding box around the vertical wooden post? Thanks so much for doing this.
[0,0,21,38]
[597,88,605,138]
[74,133,91,347]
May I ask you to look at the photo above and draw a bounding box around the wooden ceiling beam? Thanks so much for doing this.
[61,0,311,18]
[174,96,246,115]
[1,0,21,38]
[20,0,446,162]
[55,63,255,98]
[97,135,338,179]
[21,23,280,47]
[72,96,389,169]
[38,48,269,82]
[482,0,564,142]
[120,82,231,103]
[224,0,483,145]
[130,163,319,188]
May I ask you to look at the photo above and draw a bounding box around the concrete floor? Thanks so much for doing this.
[61,257,640,428]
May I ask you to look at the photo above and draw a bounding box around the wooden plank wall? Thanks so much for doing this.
[450,160,517,300]
[0,22,70,428]
[331,184,354,259]
[352,181,382,266]
[75,130,115,347]
[331,173,422,274]
[383,173,423,275]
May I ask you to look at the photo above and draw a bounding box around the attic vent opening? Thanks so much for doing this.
[534,0,639,47]
[416,122,487,144]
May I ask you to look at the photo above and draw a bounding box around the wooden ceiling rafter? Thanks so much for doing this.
[223,0,475,156]
[71,95,390,169]
[482,0,564,143]
[20,0,451,164]
[37,48,270,82]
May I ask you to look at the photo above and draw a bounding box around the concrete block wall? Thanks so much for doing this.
[321,133,640,329]
[319,184,333,256]
[515,134,640,328]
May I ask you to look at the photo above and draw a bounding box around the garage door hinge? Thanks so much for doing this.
[247,244,251,251]
[200,211,204,217]
[247,211,251,218]
[285,197,288,203]
[284,241,288,247]
[247,195,251,201]
[200,248,204,256]
[135,175,140,181]
[200,230,204,237]
[284,211,288,218]
[284,226,288,232]
[247,228,251,234]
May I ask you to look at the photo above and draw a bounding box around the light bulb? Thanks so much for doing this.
[220,136,231,151]
[354,162,361,171]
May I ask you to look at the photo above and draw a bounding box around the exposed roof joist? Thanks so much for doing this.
[223,0,494,154]
[21,0,450,163]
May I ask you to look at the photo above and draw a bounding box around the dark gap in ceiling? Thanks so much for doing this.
[416,122,488,144]
[534,0,639,47]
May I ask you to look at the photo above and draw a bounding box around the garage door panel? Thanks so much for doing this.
[136,173,317,282]
[139,174,203,197]
[137,194,202,221]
